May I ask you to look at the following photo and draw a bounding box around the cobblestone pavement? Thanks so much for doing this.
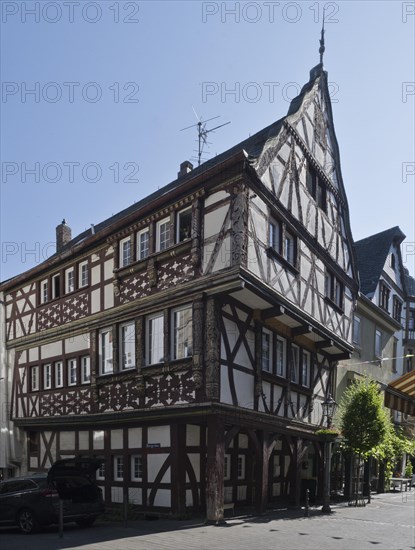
[1,492,414,550]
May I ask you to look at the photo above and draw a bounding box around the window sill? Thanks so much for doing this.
[324,296,344,314]
[265,247,299,275]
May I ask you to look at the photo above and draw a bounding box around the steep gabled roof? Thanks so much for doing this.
[354,226,406,296]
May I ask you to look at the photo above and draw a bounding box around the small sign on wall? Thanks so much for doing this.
[147,443,160,448]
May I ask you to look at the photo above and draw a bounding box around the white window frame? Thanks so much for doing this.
[79,261,89,288]
[52,273,61,299]
[261,328,272,372]
[43,364,52,390]
[302,350,311,388]
[176,207,192,243]
[55,361,63,388]
[290,345,299,383]
[120,322,136,370]
[81,356,91,384]
[156,217,170,252]
[68,358,77,386]
[137,228,150,261]
[119,236,132,268]
[146,312,164,365]
[131,455,143,481]
[99,328,113,375]
[284,230,296,265]
[276,336,286,377]
[237,455,246,480]
[40,279,48,304]
[31,366,39,391]
[172,306,192,360]
[65,267,75,294]
[375,329,382,358]
[269,220,282,253]
[353,315,361,346]
[96,463,105,481]
[114,456,124,481]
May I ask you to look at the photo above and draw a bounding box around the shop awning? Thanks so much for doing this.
[384,369,415,416]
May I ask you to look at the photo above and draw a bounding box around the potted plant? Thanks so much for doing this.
[316,428,340,442]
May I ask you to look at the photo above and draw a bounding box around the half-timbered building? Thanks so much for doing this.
[0,60,358,520]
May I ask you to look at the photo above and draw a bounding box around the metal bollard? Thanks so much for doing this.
[305,489,310,517]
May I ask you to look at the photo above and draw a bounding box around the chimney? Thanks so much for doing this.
[56,219,72,252]
[178,160,193,178]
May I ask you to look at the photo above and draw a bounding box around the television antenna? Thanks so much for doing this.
[181,107,230,166]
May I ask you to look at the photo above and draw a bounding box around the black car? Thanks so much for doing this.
[0,458,104,534]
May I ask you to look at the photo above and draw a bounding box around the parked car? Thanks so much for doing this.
[0,458,104,534]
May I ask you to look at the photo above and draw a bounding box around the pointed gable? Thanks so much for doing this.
[355,226,406,297]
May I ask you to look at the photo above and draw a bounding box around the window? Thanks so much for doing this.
[79,261,89,287]
[276,336,286,377]
[120,237,131,268]
[306,166,327,212]
[147,313,164,365]
[120,322,136,370]
[172,306,192,360]
[43,364,52,390]
[290,345,299,383]
[353,315,361,346]
[137,228,149,260]
[68,358,77,386]
[28,432,39,454]
[269,219,296,267]
[97,463,105,480]
[393,297,403,323]
[302,350,311,387]
[114,456,124,481]
[177,208,192,242]
[131,455,143,481]
[31,366,39,391]
[375,329,382,358]
[379,282,390,312]
[237,455,246,480]
[52,273,61,299]
[99,328,113,374]
[261,329,272,372]
[325,271,344,310]
[156,217,170,252]
[40,279,48,304]
[55,361,63,388]
[65,267,75,294]
[409,309,415,331]
[81,356,91,384]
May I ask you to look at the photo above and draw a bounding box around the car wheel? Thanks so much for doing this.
[17,508,38,534]
[76,516,96,528]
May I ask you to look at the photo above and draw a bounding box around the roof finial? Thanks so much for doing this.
[319,8,326,65]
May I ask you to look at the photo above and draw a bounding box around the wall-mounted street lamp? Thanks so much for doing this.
[321,394,337,513]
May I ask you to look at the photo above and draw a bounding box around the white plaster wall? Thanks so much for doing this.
[128,427,142,448]
[234,369,254,409]
[28,348,39,362]
[91,265,101,285]
[65,334,89,354]
[147,454,170,483]
[41,341,62,359]
[186,425,199,447]
[239,434,248,449]
[91,289,100,314]
[104,260,113,281]
[205,190,229,208]
[220,365,233,404]
[60,431,75,451]
[204,205,229,239]
[79,431,89,450]
[128,488,142,505]
[153,489,170,507]
[104,284,114,309]
[186,453,200,482]
[148,426,170,447]
[111,429,123,449]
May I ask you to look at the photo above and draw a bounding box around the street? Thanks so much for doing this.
[1,492,414,550]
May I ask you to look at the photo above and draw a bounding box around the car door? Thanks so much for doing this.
[0,480,37,523]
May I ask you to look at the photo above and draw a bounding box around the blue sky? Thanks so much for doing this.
[1,0,414,282]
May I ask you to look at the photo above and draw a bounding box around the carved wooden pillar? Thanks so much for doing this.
[171,423,187,517]
[293,438,304,507]
[254,321,262,410]
[255,432,270,513]
[112,324,119,373]
[206,415,225,523]
[113,240,119,270]
[205,297,220,401]
[163,308,169,362]
[192,299,204,392]
[230,183,248,268]
[90,330,99,413]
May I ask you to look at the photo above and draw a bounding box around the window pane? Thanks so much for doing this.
[302,352,310,387]
[291,346,299,383]
[148,315,164,364]
[158,220,170,251]
[177,209,192,242]
[81,356,90,383]
[138,230,149,260]
[276,338,285,377]
[99,330,113,374]
[261,330,271,372]
[173,307,192,360]
[121,323,136,369]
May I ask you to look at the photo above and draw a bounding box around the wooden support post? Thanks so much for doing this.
[171,423,187,517]
[256,432,270,514]
[206,416,225,524]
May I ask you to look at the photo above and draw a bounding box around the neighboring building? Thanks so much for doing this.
[0,60,358,520]
[337,227,415,489]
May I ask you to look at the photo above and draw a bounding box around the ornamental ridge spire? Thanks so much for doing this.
[319,9,326,65]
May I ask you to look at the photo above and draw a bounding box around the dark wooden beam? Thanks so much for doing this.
[262,305,285,320]
[291,325,313,337]
[330,352,351,361]
[315,339,334,350]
